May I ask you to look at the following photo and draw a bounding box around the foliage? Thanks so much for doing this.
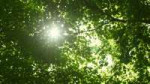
[0,0,150,83]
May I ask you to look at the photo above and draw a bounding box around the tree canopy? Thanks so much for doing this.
[0,0,150,83]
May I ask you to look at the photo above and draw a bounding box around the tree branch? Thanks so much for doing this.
[83,0,150,24]
[73,28,97,35]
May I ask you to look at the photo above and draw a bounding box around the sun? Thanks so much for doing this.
[50,28,60,38]
[47,25,60,39]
